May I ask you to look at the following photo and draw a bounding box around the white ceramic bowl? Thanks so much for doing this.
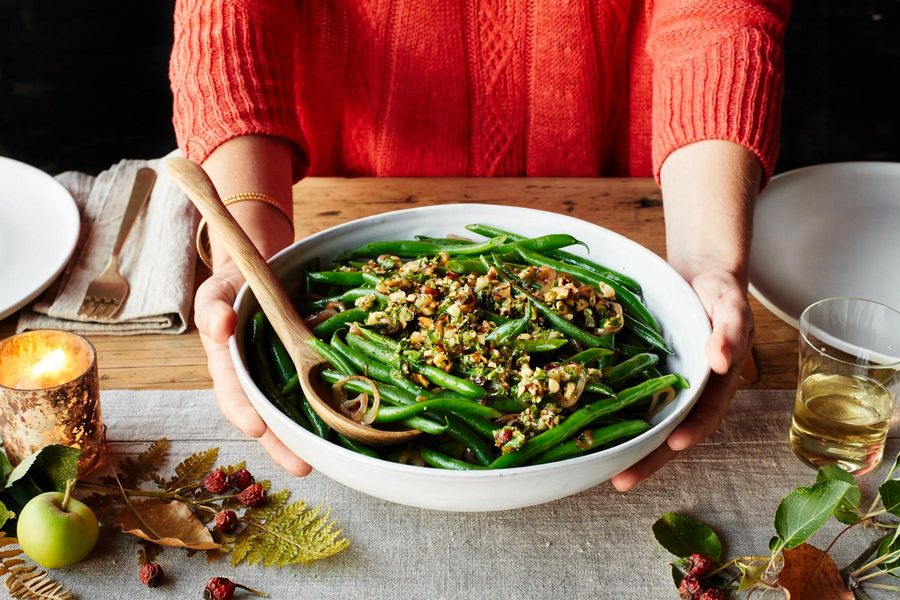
[230,204,711,511]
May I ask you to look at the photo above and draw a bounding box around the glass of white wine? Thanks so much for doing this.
[790,297,900,474]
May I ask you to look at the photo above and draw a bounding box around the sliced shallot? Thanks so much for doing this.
[558,372,587,409]
[332,375,382,425]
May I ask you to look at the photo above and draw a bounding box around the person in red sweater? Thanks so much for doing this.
[170,0,791,489]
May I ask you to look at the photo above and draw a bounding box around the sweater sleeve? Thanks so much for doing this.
[647,0,791,184]
[169,0,306,176]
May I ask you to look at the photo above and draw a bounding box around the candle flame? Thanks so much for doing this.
[31,348,69,380]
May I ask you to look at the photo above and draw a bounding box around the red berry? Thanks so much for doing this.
[204,577,236,600]
[236,482,265,507]
[229,468,254,491]
[139,561,164,587]
[699,590,726,600]
[203,469,229,494]
[687,553,715,577]
[678,575,703,600]
[214,509,239,534]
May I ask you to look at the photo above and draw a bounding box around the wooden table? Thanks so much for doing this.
[0,177,798,390]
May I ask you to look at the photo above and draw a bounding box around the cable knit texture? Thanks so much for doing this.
[170,0,790,183]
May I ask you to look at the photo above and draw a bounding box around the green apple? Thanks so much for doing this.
[16,481,99,569]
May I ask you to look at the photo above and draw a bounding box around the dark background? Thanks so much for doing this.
[1,1,898,176]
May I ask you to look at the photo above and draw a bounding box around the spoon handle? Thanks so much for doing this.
[165,157,318,367]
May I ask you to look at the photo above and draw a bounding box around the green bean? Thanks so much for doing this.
[479,309,509,325]
[513,338,568,353]
[352,325,401,350]
[487,396,526,413]
[302,287,387,313]
[300,257,320,295]
[306,337,358,377]
[415,236,474,245]
[624,318,672,355]
[312,307,368,338]
[267,329,297,385]
[602,353,660,388]
[336,434,381,459]
[335,235,507,260]
[374,399,500,423]
[331,334,396,385]
[297,395,331,439]
[420,448,489,470]
[489,374,680,468]
[566,347,615,366]
[491,233,588,256]
[485,307,531,343]
[515,246,661,334]
[248,311,281,398]
[464,223,642,294]
[445,414,493,466]
[531,420,651,465]
[307,271,369,287]
[347,330,487,399]
[247,315,308,431]
[389,369,431,400]
[586,381,615,397]
[447,259,488,275]
[618,343,649,358]
[450,413,497,442]
[484,255,612,349]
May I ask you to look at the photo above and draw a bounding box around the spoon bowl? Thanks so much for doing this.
[165,157,421,446]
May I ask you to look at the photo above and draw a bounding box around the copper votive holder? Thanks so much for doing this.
[0,330,104,476]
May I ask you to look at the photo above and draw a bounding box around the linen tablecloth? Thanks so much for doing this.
[56,390,898,599]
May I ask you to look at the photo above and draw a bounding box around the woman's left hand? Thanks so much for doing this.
[610,267,753,491]
[610,139,760,492]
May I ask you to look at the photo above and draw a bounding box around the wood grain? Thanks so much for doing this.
[0,177,798,391]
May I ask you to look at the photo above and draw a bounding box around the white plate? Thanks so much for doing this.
[0,157,80,320]
[230,204,711,511]
[749,162,900,328]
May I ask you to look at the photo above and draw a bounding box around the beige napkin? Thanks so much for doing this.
[16,154,199,335]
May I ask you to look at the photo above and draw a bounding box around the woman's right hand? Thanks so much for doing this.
[194,260,312,476]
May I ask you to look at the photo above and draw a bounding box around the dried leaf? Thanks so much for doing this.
[779,543,853,600]
[165,448,218,491]
[114,499,220,551]
[0,533,74,600]
[110,438,170,488]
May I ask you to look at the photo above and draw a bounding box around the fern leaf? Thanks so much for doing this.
[245,489,290,522]
[219,461,246,476]
[165,447,219,491]
[0,534,74,600]
[115,438,170,488]
[228,501,349,567]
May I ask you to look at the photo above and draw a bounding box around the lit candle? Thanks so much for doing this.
[0,330,104,475]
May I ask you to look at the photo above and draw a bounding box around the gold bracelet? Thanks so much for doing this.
[195,192,294,270]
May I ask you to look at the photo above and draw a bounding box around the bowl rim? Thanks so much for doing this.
[229,203,712,477]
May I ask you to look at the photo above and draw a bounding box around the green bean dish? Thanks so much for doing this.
[245,225,689,470]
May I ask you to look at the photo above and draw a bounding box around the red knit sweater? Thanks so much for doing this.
[170,1,790,182]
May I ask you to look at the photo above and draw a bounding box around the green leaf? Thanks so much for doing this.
[0,451,12,487]
[0,500,12,528]
[880,480,900,518]
[652,512,722,561]
[816,465,862,524]
[774,480,852,550]
[876,528,900,577]
[3,445,80,492]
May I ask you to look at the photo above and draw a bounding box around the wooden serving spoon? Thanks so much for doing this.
[166,157,421,446]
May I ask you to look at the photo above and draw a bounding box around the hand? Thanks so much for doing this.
[194,261,312,476]
[610,267,753,491]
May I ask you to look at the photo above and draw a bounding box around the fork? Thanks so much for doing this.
[77,167,157,320]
